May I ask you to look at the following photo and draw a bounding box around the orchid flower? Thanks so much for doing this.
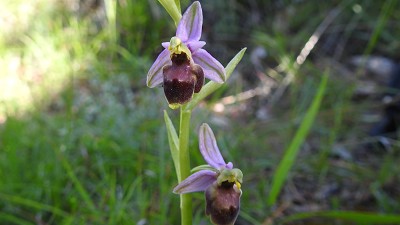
[174,124,243,225]
[147,1,226,109]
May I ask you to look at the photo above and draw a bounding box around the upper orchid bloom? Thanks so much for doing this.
[174,124,243,225]
[147,1,226,109]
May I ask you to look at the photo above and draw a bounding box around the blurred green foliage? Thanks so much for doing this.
[0,0,400,224]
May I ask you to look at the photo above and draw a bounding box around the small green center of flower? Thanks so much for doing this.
[168,37,192,60]
[217,168,243,189]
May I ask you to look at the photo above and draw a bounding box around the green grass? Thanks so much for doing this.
[0,76,181,224]
[283,211,400,224]
[1,0,400,224]
[0,1,178,223]
[267,72,329,207]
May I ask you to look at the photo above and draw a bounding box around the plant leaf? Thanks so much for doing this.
[164,110,180,179]
[267,72,329,206]
[283,211,400,224]
[157,0,182,26]
[184,47,246,110]
[174,0,181,12]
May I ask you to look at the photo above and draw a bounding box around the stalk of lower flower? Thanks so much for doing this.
[178,107,193,225]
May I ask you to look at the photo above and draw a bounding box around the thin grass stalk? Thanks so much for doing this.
[267,72,329,206]
[283,211,400,224]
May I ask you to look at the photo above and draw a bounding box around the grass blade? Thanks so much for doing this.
[184,47,247,111]
[363,0,397,56]
[164,110,180,179]
[174,0,181,12]
[157,0,182,25]
[0,212,34,225]
[58,150,97,213]
[283,211,400,224]
[0,193,69,218]
[267,72,329,206]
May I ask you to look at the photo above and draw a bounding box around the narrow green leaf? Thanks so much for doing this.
[174,0,181,12]
[184,47,247,110]
[164,110,180,178]
[114,178,142,222]
[283,211,400,224]
[267,72,329,206]
[104,0,117,44]
[363,0,397,56]
[0,193,69,218]
[106,171,117,225]
[58,151,97,213]
[240,210,262,225]
[225,47,247,80]
[0,212,34,225]
[158,0,182,26]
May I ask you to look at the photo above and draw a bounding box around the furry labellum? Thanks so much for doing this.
[205,181,241,225]
[163,53,204,108]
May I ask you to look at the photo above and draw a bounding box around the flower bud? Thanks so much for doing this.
[205,181,241,225]
[163,53,204,109]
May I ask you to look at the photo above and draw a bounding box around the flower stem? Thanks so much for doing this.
[179,107,192,225]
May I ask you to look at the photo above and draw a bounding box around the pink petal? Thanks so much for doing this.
[147,49,170,88]
[162,42,170,49]
[176,1,202,42]
[173,170,217,194]
[193,49,226,83]
[187,40,206,53]
[199,124,228,169]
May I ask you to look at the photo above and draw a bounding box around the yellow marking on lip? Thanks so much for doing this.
[168,37,192,60]
[235,181,241,189]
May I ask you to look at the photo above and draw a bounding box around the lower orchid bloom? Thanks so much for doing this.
[173,124,243,225]
[147,1,226,109]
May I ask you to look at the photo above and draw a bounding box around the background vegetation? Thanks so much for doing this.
[0,0,399,224]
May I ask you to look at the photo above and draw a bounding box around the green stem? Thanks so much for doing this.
[179,107,192,225]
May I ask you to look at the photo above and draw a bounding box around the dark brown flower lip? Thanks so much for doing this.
[162,52,204,108]
[205,182,241,225]
[163,77,195,107]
